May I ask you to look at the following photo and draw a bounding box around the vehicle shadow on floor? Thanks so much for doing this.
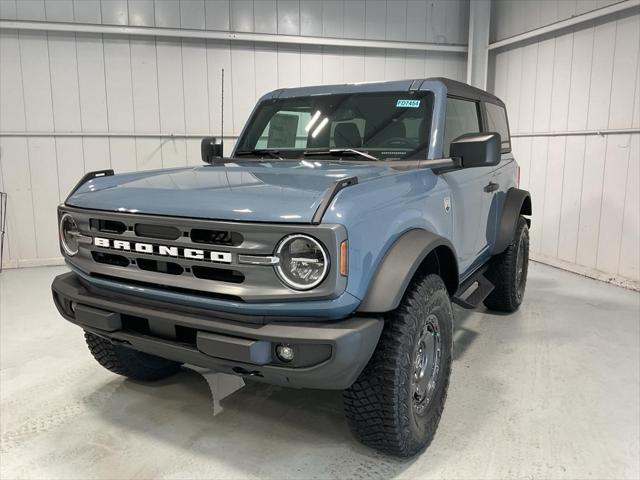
[87,369,416,479]
[82,301,512,478]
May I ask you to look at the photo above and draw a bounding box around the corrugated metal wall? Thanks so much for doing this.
[0,0,469,268]
[489,3,640,284]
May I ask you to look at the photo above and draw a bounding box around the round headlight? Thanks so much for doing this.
[59,213,80,256]
[275,234,329,290]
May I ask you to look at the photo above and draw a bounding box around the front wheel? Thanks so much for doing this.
[343,274,453,457]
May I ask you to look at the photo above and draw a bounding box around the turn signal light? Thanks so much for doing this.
[339,240,348,277]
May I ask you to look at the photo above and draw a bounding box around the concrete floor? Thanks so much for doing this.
[1,263,638,480]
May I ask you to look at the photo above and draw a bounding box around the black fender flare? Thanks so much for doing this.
[358,229,458,313]
[493,187,532,255]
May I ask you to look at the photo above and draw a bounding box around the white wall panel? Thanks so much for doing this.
[129,0,155,26]
[135,137,163,171]
[586,21,616,130]
[19,31,54,132]
[0,30,26,132]
[277,45,301,88]
[277,0,300,35]
[596,135,632,273]
[82,137,111,171]
[109,137,137,173]
[557,136,586,263]
[206,40,233,141]
[230,42,255,133]
[17,0,45,21]
[154,0,180,28]
[73,0,102,24]
[101,0,128,25]
[76,34,109,132]
[343,0,365,39]
[300,0,322,36]
[130,38,161,133]
[406,0,427,42]
[254,0,277,33]
[48,32,82,132]
[0,0,17,20]
[618,134,639,280]
[103,37,135,132]
[205,0,230,30]
[44,0,73,22]
[491,0,620,41]
[0,137,36,262]
[55,137,84,197]
[181,0,206,30]
[182,39,210,133]
[1,0,470,268]
[608,13,640,129]
[27,137,59,259]
[489,7,640,283]
[299,45,323,85]
[230,0,253,32]
[365,0,386,40]
[322,0,344,38]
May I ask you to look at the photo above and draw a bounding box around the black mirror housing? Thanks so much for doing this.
[449,132,501,168]
[201,137,223,164]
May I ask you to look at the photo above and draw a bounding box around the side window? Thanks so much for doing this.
[443,97,480,157]
[485,102,511,152]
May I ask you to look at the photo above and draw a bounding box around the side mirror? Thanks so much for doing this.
[201,137,223,163]
[449,132,501,168]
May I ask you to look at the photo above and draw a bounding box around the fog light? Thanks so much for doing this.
[276,344,294,362]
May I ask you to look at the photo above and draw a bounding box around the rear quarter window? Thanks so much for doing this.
[485,102,511,153]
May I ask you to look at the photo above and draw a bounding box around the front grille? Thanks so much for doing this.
[61,206,346,303]
[90,218,127,234]
[192,265,244,283]
[134,223,182,240]
[190,228,243,246]
[136,258,184,276]
[92,251,129,267]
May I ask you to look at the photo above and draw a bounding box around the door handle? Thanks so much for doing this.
[484,182,499,193]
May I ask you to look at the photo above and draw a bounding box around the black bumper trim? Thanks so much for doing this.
[52,272,383,389]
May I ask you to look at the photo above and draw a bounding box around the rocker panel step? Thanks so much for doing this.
[452,274,495,309]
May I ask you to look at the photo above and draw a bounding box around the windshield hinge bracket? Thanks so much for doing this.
[311,176,358,225]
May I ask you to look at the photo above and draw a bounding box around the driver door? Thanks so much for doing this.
[440,97,495,276]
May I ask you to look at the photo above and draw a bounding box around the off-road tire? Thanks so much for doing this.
[343,274,453,457]
[84,331,182,381]
[483,216,529,312]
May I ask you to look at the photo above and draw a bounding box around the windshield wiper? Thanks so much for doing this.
[234,149,283,159]
[304,148,379,161]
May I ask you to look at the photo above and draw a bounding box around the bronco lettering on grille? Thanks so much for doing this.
[92,237,232,263]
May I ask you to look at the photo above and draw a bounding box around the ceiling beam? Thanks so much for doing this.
[488,0,640,51]
[0,20,467,54]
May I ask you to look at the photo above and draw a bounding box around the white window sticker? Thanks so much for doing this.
[396,99,421,108]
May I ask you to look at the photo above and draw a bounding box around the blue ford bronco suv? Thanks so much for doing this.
[52,78,531,457]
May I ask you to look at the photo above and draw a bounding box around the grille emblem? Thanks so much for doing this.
[93,237,232,263]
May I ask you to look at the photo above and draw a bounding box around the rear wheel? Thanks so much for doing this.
[483,216,529,312]
[343,274,453,457]
[84,331,182,381]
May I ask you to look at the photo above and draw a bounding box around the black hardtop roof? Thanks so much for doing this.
[267,77,505,107]
[428,77,505,106]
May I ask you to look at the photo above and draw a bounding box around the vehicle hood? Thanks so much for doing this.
[66,160,398,223]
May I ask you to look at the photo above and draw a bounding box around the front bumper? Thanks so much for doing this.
[52,272,383,389]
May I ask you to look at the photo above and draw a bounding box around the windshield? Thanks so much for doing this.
[235,91,434,161]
